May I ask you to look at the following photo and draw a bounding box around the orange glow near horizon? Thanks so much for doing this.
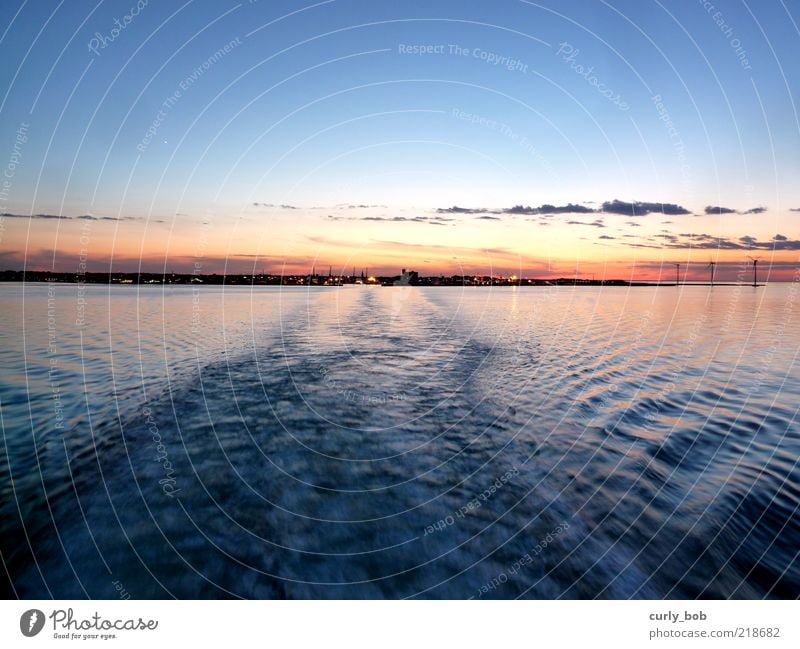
[2,209,798,282]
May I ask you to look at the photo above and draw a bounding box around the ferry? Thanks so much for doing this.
[395,269,419,286]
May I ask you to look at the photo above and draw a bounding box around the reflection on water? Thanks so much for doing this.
[1,282,798,598]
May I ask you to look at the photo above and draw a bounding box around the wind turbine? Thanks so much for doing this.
[675,262,681,286]
[746,255,761,287]
[707,260,716,286]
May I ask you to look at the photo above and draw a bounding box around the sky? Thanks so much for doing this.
[0,0,799,280]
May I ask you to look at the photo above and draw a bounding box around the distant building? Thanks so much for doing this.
[396,269,419,286]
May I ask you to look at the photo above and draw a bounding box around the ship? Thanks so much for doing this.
[395,269,419,286]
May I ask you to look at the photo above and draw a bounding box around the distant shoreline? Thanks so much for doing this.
[0,270,765,287]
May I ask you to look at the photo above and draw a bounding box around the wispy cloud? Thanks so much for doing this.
[369,239,528,262]
[622,231,800,250]
[252,202,299,209]
[372,239,443,249]
[253,202,388,211]
[566,218,606,228]
[1,212,161,222]
[326,215,452,225]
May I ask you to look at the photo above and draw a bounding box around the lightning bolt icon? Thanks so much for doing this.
[28,611,38,632]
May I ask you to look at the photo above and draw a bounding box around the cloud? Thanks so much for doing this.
[327,215,451,225]
[475,215,501,220]
[705,205,768,215]
[369,239,527,262]
[305,235,350,247]
[436,205,488,214]
[566,218,606,228]
[2,212,67,220]
[77,214,142,221]
[791,208,800,212]
[501,205,538,215]
[621,231,800,250]
[598,235,616,240]
[705,205,737,215]
[0,248,184,272]
[1,212,153,222]
[362,216,424,223]
[601,199,691,216]
[371,239,458,251]
[436,203,596,216]
[636,259,800,272]
[256,202,394,211]
[254,200,772,220]
[252,202,299,209]
[502,203,595,215]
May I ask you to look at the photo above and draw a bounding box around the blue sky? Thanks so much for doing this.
[1,0,799,276]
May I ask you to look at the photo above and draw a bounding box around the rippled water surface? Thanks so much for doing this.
[1,282,798,598]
